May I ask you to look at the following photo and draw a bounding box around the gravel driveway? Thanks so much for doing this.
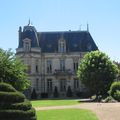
[35,103,120,120]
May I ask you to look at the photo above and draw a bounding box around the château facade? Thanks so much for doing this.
[16,24,98,98]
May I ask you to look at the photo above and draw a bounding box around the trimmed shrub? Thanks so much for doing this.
[76,91,82,97]
[109,82,120,101]
[0,91,25,103]
[53,86,59,98]
[0,82,17,92]
[0,99,32,111]
[66,86,73,97]
[0,82,36,120]
[0,108,35,118]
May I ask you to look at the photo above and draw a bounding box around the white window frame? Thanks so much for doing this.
[46,60,52,73]
[23,38,31,52]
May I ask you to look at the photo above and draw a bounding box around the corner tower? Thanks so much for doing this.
[17,24,40,53]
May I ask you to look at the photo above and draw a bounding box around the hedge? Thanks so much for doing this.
[0,83,17,92]
[0,82,37,120]
[0,99,32,111]
[0,91,25,103]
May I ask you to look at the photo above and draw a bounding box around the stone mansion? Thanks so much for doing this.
[16,24,98,98]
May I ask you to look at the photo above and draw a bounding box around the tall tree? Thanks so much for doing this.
[0,48,30,91]
[113,61,120,81]
[77,51,119,97]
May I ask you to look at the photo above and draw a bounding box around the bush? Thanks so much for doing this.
[53,86,59,98]
[0,82,17,92]
[0,82,36,120]
[0,99,32,111]
[66,86,73,97]
[0,108,35,118]
[76,92,82,97]
[103,96,117,103]
[114,90,120,102]
[109,82,120,101]
[76,90,92,98]
[103,96,113,103]
[0,91,25,103]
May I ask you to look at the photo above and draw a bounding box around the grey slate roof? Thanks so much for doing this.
[18,25,98,52]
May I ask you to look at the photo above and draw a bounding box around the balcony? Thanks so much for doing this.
[54,69,73,76]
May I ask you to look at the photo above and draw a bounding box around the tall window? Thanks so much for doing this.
[74,78,79,89]
[60,60,65,71]
[58,39,66,53]
[36,65,38,73]
[47,79,52,92]
[47,60,52,73]
[73,62,78,72]
[35,60,39,73]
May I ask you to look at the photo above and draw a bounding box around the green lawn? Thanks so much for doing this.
[31,99,80,107]
[36,109,99,120]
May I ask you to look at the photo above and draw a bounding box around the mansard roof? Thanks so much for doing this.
[18,25,98,52]
[19,26,39,48]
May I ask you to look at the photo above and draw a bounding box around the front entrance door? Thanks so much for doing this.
[60,79,66,92]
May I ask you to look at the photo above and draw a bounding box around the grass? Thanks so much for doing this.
[36,109,99,120]
[31,99,80,107]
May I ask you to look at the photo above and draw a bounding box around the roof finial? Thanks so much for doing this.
[87,23,89,32]
[28,19,30,26]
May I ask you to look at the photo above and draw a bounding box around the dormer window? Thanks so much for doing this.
[58,35,66,53]
[23,38,31,52]
[25,42,29,51]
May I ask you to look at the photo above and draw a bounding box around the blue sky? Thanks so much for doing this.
[0,0,120,61]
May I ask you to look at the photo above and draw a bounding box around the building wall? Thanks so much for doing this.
[16,50,87,98]
[16,25,98,98]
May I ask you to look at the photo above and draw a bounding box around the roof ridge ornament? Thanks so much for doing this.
[28,19,30,26]
[87,23,89,32]
[28,19,33,26]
